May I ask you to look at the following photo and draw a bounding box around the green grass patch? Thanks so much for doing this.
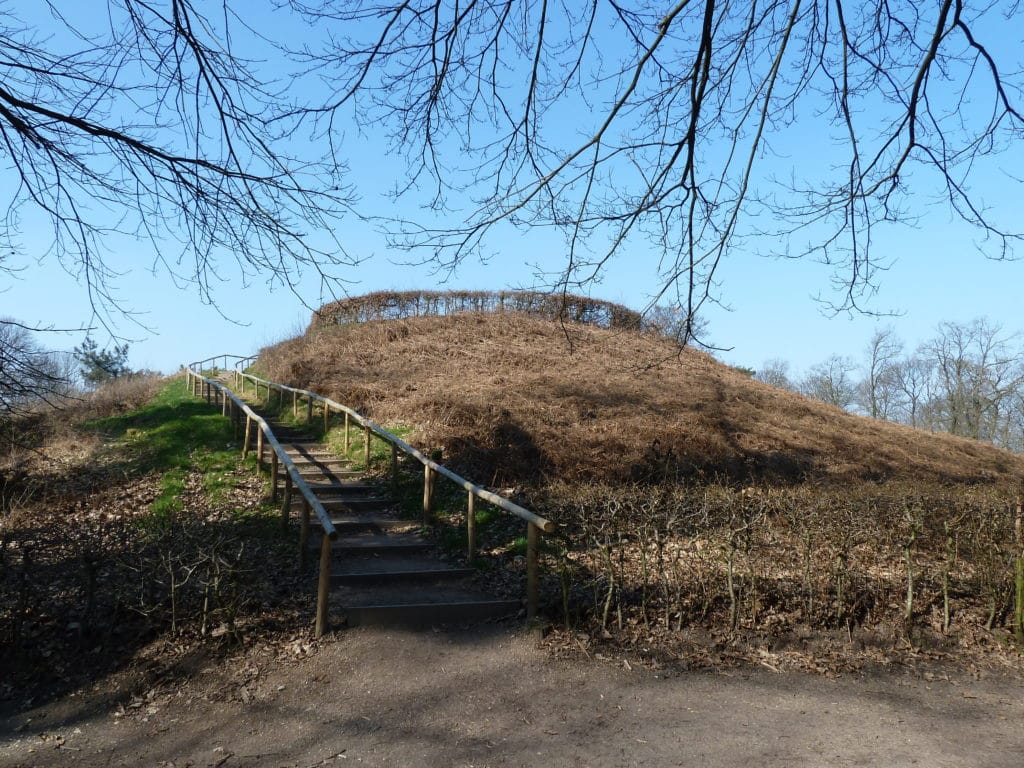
[85,378,259,524]
[86,378,235,472]
[324,419,413,471]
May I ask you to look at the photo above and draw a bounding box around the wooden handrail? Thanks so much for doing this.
[187,354,257,374]
[186,356,555,627]
[234,371,556,533]
[184,368,337,540]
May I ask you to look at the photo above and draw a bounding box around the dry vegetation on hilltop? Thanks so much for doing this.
[259,312,1024,489]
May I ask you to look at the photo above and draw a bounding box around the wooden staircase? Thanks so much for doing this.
[247,402,521,628]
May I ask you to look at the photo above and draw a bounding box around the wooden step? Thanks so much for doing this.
[308,497,392,513]
[333,535,434,556]
[331,567,475,585]
[278,468,364,480]
[284,454,352,466]
[284,457,353,468]
[342,600,521,627]
[313,484,376,496]
[305,482,375,494]
[280,444,335,456]
[325,516,418,533]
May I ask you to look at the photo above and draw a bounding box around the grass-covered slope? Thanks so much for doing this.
[258,313,1024,489]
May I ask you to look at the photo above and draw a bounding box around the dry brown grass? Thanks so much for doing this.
[258,312,1024,490]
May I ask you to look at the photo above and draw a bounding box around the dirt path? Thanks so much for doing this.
[2,625,1022,768]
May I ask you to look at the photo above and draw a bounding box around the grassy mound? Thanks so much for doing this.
[257,309,1024,663]
[258,312,1024,488]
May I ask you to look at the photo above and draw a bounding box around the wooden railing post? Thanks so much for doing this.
[323,402,330,433]
[344,413,350,453]
[256,428,265,472]
[423,464,435,524]
[242,416,252,459]
[280,472,293,531]
[306,397,313,424]
[315,534,332,638]
[299,498,311,569]
[270,450,279,502]
[1015,499,1023,644]
[527,521,539,624]
[364,425,372,470]
[390,444,399,494]
[467,492,476,561]
[292,391,297,420]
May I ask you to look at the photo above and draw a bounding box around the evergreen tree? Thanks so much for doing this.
[73,338,130,386]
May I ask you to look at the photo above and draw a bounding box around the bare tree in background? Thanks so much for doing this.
[926,319,1024,441]
[755,358,794,390]
[286,0,1024,336]
[0,319,73,416]
[890,353,936,429]
[857,327,902,419]
[801,354,858,409]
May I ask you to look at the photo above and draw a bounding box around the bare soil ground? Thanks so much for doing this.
[2,624,1022,768]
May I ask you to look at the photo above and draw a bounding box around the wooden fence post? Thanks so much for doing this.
[280,472,293,531]
[292,391,297,420]
[364,426,372,470]
[390,444,399,494]
[423,465,435,524]
[527,521,539,624]
[1015,499,1023,643]
[299,499,311,569]
[315,534,332,638]
[306,397,313,424]
[467,492,476,561]
[324,402,330,433]
[256,429,264,473]
[270,451,279,502]
[242,416,252,459]
[344,413,350,453]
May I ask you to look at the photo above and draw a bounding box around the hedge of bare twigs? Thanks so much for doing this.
[537,482,1024,644]
[310,290,643,331]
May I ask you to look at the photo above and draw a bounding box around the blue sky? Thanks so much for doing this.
[3,2,1024,379]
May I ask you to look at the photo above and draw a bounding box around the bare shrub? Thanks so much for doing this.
[538,482,1023,645]
[310,290,642,332]
[80,373,166,420]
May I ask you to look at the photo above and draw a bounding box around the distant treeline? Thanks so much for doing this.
[310,290,643,332]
